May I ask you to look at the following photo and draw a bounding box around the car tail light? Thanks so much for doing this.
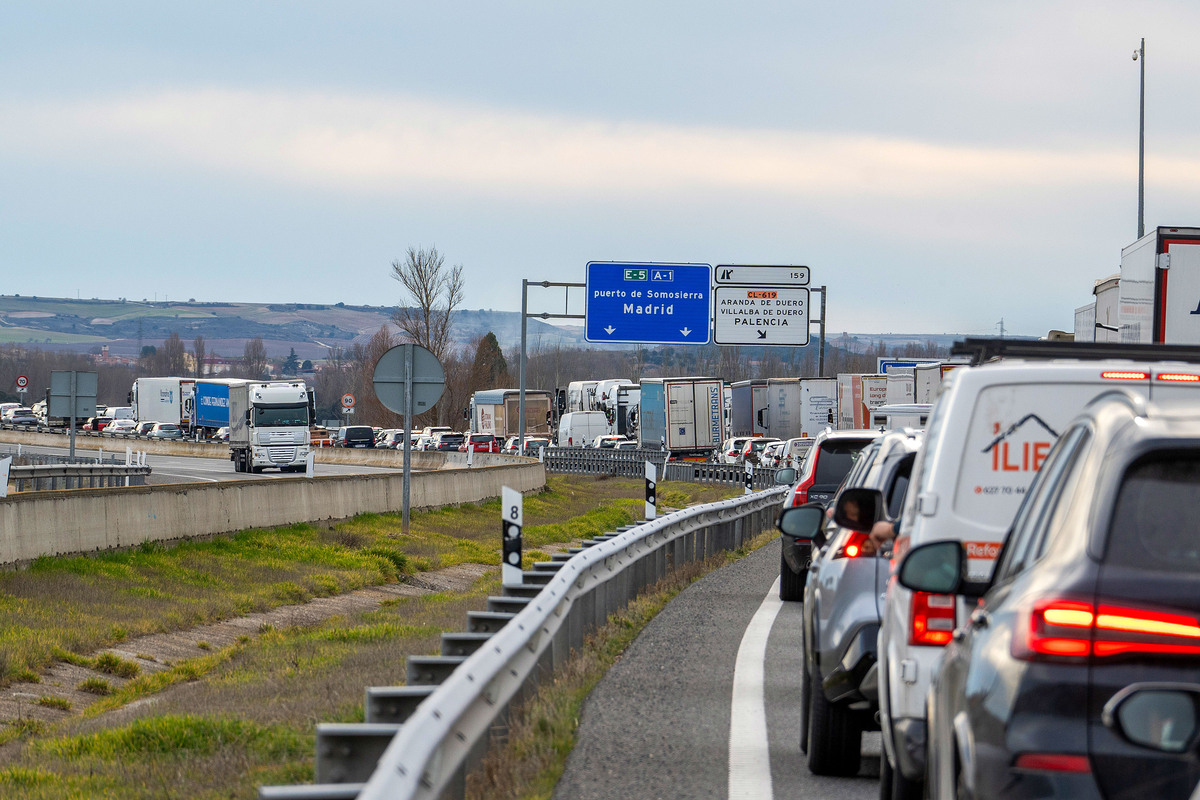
[1013,598,1200,661]
[1156,372,1200,382]
[910,591,956,646]
[1100,370,1149,380]
[833,531,870,560]
[1013,753,1091,773]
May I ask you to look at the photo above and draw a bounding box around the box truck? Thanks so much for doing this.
[193,379,249,439]
[229,381,311,473]
[730,380,768,438]
[129,377,196,431]
[469,389,553,438]
[638,377,724,459]
[1118,225,1200,344]
[836,373,888,430]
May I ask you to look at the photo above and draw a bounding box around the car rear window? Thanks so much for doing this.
[470,435,491,443]
[814,441,869,485]
[1107,451,1200,572]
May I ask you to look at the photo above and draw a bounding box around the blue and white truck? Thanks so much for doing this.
[194,379,249,440]
[637,377,724,460]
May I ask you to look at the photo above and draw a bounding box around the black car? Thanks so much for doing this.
[901,391,1200,799]
[337,425,375,448]
[432,432,464,451]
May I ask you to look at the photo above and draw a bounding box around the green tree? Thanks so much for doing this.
[282,348,300,376]
[470,332,508,391]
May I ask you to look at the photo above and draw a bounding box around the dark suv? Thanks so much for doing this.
[779,429,880,600]
[900,391,1200,799]
[337,425,375,448]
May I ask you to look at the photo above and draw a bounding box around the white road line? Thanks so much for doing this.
[150,471,221,483]
[729,576,783,800]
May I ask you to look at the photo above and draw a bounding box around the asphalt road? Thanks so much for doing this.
[4,442,403,484]
[553,541,880,800]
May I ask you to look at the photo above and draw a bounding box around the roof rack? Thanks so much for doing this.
[950,337,1200,367]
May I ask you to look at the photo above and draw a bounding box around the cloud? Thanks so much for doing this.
[3,87,1190,204]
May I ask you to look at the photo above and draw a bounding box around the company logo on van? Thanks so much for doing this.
[981,415,1058,473]
[965,541,1002,560]
[709,385,721,444]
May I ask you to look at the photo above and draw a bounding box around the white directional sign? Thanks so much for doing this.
[714,264,809,286]
[714,287,810,345]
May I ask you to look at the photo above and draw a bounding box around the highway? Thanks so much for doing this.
[554,540,879,800]
[3,441,404,484]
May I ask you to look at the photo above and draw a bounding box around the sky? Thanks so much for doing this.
[1,2,1196,337]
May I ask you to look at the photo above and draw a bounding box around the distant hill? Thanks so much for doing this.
[0,294,972,360]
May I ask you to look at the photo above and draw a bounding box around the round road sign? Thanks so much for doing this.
[15,376,28,388]
[372,344,445,416]
[341,393,356,409]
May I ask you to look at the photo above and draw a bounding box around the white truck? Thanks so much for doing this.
[129,377,197,432]
[1118,225,1200,344]
[469,389,553,438]
[597,382,640,438]
[637,377,724,459]
[835,373,887,430]
[228,381,312,473]
[763,377,838,440]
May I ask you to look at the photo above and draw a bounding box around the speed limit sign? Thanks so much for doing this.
[341,393,355,409]
[15,376,27,389]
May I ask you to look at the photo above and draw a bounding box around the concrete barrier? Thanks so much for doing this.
[0,462,546,566]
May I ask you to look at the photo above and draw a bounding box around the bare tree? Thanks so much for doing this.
[242,337,268,379]
[193,335,206,378]
[391,246,464,362]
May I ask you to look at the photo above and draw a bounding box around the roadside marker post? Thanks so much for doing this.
[502,486,523,587]
[744,463,754,495]
[645,461,657,519]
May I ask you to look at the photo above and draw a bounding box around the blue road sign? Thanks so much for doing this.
[585,261,712,345]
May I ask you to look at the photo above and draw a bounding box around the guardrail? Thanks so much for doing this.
[544,447,780,489]
[258,483,788,800]
[0,445,127,467]
[9,465,153,491]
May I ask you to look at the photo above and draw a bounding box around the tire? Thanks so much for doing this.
[807,663,862,776]
[880,746,924,800]
[799,646,811,754]
[780,552,806,601]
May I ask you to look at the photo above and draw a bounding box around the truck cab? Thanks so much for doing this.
[229,382,312,473]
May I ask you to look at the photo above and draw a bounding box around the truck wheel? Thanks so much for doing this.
[807,663,862,776]
[780,552,806,601]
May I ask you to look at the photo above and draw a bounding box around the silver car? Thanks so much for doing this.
[779,429,922,777]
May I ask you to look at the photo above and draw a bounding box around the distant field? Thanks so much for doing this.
[0,328,106,344]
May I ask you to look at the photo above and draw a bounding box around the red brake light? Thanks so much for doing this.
[1014,753,1091,773]
[1157,372,1200,382]
[1014,598,1200,661]
[1100,371,1148,380]
[910,591,956,646]
[834,531,870,560]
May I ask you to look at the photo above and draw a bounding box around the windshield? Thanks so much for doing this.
[254,403,309,427]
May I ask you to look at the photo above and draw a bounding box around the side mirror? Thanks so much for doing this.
[899,540,972,596]
[833,488,884,532]
[776,504,825,542]
[1103,683,1200,754]
[774,467,797,485]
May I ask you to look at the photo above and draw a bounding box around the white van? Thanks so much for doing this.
[556,411,609,447]
[877,343,1200,797]
[104,406,135,421]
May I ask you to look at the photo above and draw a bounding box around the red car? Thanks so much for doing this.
[83,416,113,431]
[459,434,499,453]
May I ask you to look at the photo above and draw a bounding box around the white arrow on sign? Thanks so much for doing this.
[680,327,692,337]
[604,326,615,334]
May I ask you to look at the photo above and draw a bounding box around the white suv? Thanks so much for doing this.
[878,341,1200,800]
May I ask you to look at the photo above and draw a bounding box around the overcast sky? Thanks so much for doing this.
[2,2,1195,337]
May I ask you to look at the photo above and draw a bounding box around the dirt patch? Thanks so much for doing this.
[0,562,494,727]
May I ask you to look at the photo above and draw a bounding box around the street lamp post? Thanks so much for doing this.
[1134,38,1145,239]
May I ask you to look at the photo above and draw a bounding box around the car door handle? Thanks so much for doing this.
[969,608,990,628]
